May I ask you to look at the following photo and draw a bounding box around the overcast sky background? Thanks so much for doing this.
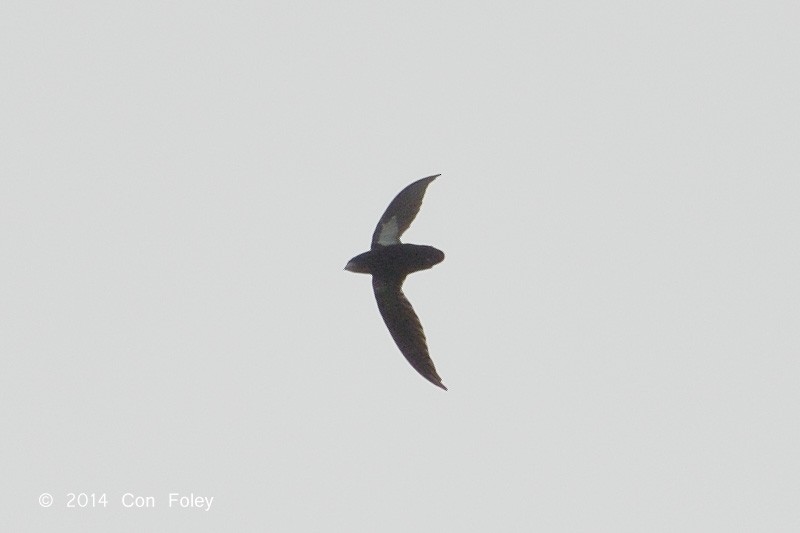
[2,1,798,531]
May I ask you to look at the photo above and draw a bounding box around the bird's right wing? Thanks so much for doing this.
[371,175,440,249]
[372,276,447,390]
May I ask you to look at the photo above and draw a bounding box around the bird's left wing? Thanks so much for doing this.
[371,175,439,249]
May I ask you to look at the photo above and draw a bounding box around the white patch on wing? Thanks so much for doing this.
[376,215,401,246]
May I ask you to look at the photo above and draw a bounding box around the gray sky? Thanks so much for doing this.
[3,1,798,531]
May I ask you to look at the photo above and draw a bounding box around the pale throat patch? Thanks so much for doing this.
[377,215,401,246]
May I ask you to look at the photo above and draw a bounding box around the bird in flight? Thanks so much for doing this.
[345,175,447,390]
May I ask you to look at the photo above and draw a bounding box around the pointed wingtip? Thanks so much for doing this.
[417,174,440,183]
[431,378,448,391]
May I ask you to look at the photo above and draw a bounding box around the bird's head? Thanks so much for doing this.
[344,251,373,274]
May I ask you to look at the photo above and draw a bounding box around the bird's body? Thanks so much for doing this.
[345,175,447,390]
[346,244,444,280]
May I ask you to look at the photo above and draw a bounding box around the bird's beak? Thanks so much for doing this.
[344,259,369,273]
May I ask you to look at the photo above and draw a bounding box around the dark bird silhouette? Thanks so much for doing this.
[345,175,447,390]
